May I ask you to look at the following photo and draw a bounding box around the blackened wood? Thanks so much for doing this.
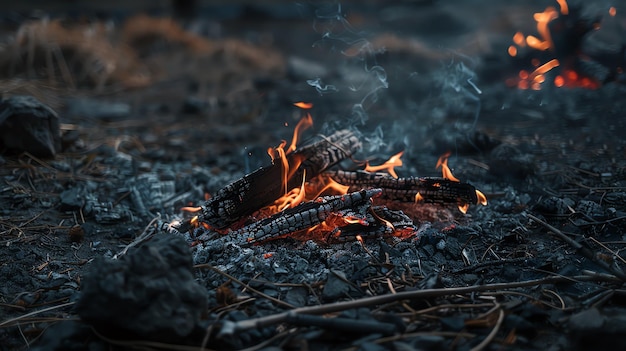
[197,130,361,229]
[325,170,479,205]
[230,189,381,246]
[327,206,417,243]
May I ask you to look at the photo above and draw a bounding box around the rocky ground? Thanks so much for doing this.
[1,1,626,350]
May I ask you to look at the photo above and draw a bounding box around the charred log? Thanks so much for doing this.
[229,188,380,246]
[325,170,480,206]
[191,130,361,229]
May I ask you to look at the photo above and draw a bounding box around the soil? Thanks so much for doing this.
[1,1,626,350]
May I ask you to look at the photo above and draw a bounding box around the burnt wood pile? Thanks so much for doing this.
[177,128,486,246]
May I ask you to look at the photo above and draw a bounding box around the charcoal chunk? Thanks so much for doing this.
[76,233,207,343]
[0,95,61,158]
[59,187,85,211]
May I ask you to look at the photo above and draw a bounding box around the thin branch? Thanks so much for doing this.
[469,305,505,351]
[0,302,75,328]
[216,274,617,335]
[527,214,626,281]
[195,264,296,309]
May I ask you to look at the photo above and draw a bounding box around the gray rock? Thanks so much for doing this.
[0,95,61,158]
[76,233,207,342]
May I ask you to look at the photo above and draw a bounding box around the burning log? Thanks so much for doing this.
[228,188,381,246]
[184,129,361,230]
[325,170,485,211]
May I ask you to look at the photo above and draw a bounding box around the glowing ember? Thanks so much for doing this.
[365,151,404,178]
[609,7,617,17]
[436,152,460,182]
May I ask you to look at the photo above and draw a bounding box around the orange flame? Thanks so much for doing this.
[476,190,488,206]
[556,0,568,15]
[415,192,424,203]
[286,113,313,154]
[308,174,350,198]
[343,215,368,226]
[609,7,616,17]
[181,206,202,212]
[293,101,313,109]
[458,203,470,214]
[365,151,404,178]
[436,152,460,182]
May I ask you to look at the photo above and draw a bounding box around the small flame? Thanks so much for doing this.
[436,152,460,182]
[609,7,616,17]
[458,204,470,214]
[308,175,350,198]
[365,151,404,178]
[181,206,202,212]
[286,113,313,154]
[356,235,364,245]
[415,192,424,203]
[294,101,313,109]
[556,0,568,15]
[370,207,395,231]
[476,190,488,206]
[343,215,368,226]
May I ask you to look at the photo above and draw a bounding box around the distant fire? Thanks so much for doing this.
[506,0,619,90]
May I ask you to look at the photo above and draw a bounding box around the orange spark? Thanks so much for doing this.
[554,75,565,87]
[508,45,518,57]
[513,32,526,46]
[609,6,617,17]
[293,101,313,109]
[365,151,404,178]
[436,152,460,182]
[458,203,470,214]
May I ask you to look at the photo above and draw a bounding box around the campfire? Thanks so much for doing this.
[176,104,487,245]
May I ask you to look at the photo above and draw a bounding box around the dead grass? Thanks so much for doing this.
[0,15,285,95]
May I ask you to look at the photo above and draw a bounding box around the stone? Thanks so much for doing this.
[76,233,207,343]
[0,95,61,158]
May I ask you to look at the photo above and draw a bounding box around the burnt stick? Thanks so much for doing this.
[229,188,381,246]
[196,130,362,229]
[324,170,479,205]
